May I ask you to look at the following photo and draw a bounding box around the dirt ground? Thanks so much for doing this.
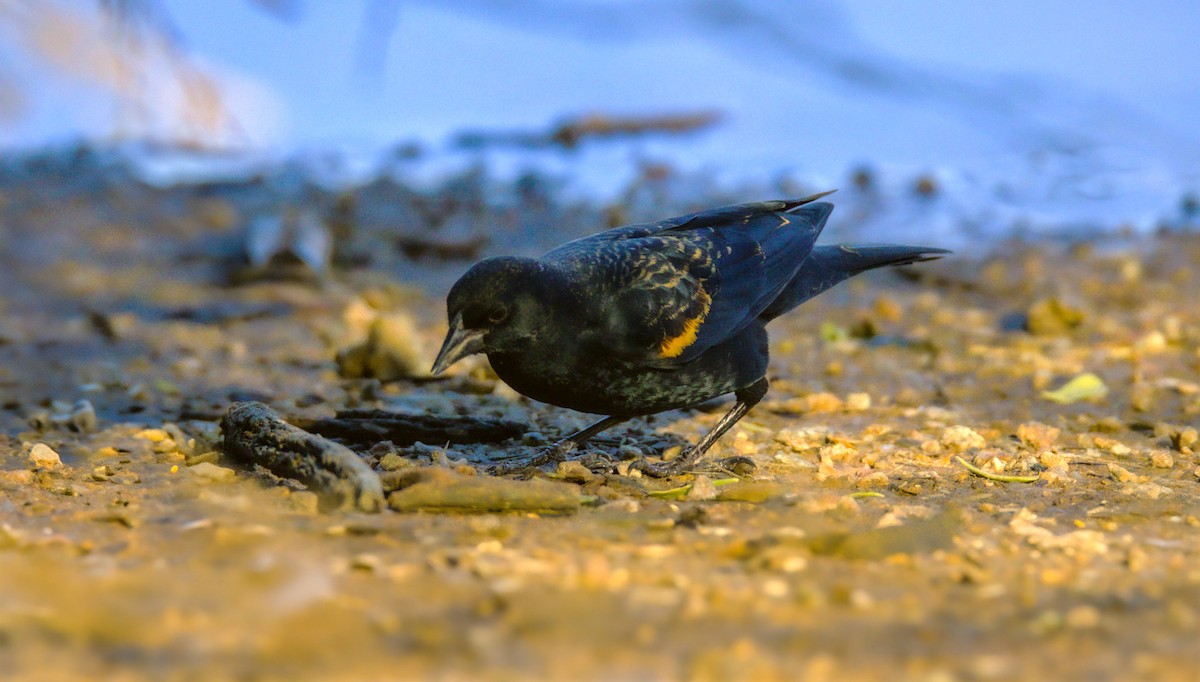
[1,157,1199,681]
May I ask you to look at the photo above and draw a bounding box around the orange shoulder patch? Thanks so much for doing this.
[658,289,712,358]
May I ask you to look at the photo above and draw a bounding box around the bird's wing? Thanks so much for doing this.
[549,195,834,365]
[545,191,836,257]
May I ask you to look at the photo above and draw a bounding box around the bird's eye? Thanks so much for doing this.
[487,305,509,324]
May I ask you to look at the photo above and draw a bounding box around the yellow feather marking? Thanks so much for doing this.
[659,289,712,358]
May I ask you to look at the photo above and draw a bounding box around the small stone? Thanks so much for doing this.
[845,393,871,411]
[378,452,410,472]
[1065,605,1101,629]
[69,400,97,432]
[1130,383,1155,412]
[1107,463,1140,484]
[1134,331,1167,355]
[91,465,115,481]
[774,428,826,452]
[819,442,857,462]
[185,451,220,466]
[731,432,757,456]
[1095,437,1132,457]
[152,438,180,454]
[661,445,683,462]
[349,553,383,572]
[687,475,719,501]
[555,459,596,484]
[289,490,320,514]
[1039,450,1069,470]
[336,312,426,380]
[873,296,902,322]
[29,443,62,468]
[1025,297,1084,336]
[855,471,889,488]
[1148,451,1174,469]
[26,411,53,431]
[941,425,986,452]
[1172,427,1198,452]
[804,392,843,413]
[1017,422,1060,449]
[136,428,170,443]
[188,461,237,482]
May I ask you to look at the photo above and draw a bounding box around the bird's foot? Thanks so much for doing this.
[627,450,694,478]
[627,453,757,479]
[713,455,757,476]
[573,452,613,474]
[487,440,577,476]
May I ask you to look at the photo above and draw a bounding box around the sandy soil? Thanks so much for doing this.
[1,161,1198,681]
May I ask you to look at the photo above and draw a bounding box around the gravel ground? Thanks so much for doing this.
[1,159,1198,681]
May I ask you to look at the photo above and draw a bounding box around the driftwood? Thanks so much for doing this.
[220,403,528,513]
[455,110,722,150]
[220,402,385,512]
[296,408,527,446]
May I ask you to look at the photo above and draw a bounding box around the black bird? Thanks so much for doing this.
[431,192,947,476]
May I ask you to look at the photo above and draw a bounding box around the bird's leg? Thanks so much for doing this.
[631,377,769,478]
[490,415,629,475]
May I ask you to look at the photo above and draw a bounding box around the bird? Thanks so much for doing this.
[431,191,948,476]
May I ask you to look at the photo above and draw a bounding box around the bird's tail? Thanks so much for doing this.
[818,244,951,276]
[760,244,949,321]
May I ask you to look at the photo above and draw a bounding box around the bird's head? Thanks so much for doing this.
[430,256,548,375]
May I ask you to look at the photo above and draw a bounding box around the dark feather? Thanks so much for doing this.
[546,196,838,364]
[760,244,951,321]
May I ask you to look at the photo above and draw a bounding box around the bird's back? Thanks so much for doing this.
[540,195,836,366]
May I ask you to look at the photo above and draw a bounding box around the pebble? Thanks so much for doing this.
[555,460,596,484]
[69,400,97,432]
[29,443,62,468]
[1172,427,1198,453]
[855,471,889,489]
[941,425,987,452]
[336,312,426,381]
[1017,421,1060,449]
[188,462,237,482]
[1106,463,1140,484]
[1038,451,1069,470]
[1148,451,1174,469]
[136,428,171,443]
[1065,605,1101,629]
[388,469,580,514]
[774,428,827,452]
[185,451,221,466]
[845,393,872,411]
[803,392,843,413]
[730,432,757,456]
[1026,297,1084,336]
[378,452,411,471]
[289,491,320,514]
[687,475,719,501]
[1130,383,1155,412]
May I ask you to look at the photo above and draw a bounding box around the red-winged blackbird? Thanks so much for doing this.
[432,192,948,476]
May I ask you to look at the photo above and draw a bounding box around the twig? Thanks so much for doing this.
[955,456,1039,483]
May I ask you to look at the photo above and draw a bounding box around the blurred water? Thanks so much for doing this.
[2,0,1197,245]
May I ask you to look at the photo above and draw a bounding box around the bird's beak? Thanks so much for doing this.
[431,313,485,376]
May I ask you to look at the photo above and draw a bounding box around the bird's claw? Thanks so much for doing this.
[487,441,576,476]
[576,452,614,474]
[714,455,757,475]
[627,453,691,479]
[626,453,757,479]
